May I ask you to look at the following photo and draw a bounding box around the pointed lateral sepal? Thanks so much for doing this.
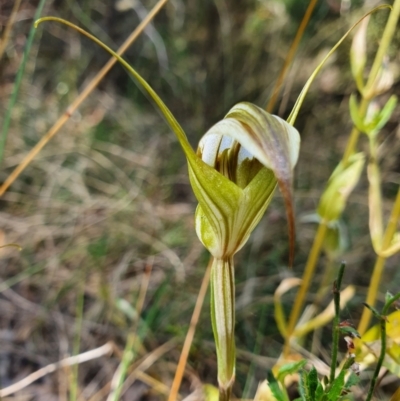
[318,153,365,222]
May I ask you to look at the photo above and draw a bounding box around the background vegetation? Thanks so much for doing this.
[0,0,399,399]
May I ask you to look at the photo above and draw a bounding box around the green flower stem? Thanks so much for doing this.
[366,292,400,401]
[330,262,346,384]
[210,257,236,400]
[358,187,400,335]
[284,221,328,356]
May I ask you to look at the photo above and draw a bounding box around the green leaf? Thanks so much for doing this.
[327,370,346,401]
[339,326,361,338]
[277,360,307,382]
[299,370,312,401]
[369,95,397,137]
[318,153,365,222]
[299,370,315,401]
[308,366,319,399]
[267,371,287,401]
[349,94,367,133]
[344,372,360,389]
[386,291,394,304]
[315,381,324,401]
[363,303,382,319]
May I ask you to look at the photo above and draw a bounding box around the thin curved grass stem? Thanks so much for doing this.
[358,187,400,335]
[0,0,168,198]
[167,258,212,401]
[266,0,318,113]
[284,221,328,356]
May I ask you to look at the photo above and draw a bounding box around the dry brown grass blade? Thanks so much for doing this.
[266,0,319,113]
[0,0,168,198]
[0,342,114,397]
[0,0,23,61]
[167,257,213,401]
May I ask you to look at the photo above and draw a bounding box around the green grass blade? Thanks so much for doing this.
[0,0,48,163]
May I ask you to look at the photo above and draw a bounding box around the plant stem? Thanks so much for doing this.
[365,292,400,401]
[330,262,346,384]
[284,221,328,356]
[358,187,400,335]
[210,257,236,400]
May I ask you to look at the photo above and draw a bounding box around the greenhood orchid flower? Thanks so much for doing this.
[188,102,300,399]
[34,18,301,401]
[193,102,300,260]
